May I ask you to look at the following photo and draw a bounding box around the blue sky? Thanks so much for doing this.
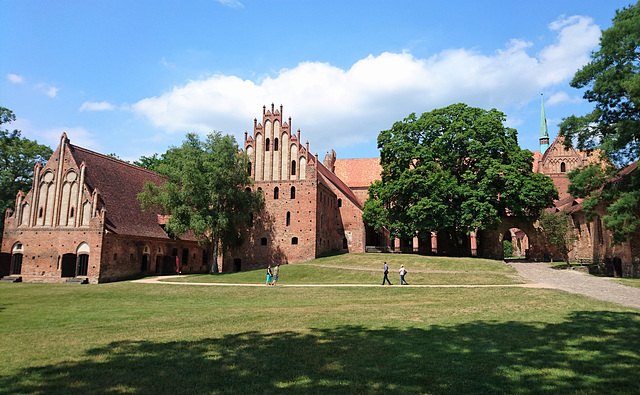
[1,0,633,163]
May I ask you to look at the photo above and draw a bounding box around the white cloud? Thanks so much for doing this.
[132,15,601,157]
[546,91,582,106]
[35,83,59,98]
[216,0,243,8]
[39,126,101,151]
[7,74,24,83]
[79,101,116,112]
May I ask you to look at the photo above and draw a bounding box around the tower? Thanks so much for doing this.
[540,94,550,154]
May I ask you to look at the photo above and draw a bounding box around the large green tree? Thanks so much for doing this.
[138,132,263,272]
[363,103,558,254]
[559,1,640,244]
[0,107,53,243]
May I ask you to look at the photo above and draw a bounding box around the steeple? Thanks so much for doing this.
[540,94,550,154]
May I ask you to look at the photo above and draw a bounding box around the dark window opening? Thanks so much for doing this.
[70,207,75,218]
[261,238,267,246]
[560,162,566,173]
[247,162,252,175]
[286,212,291,226]
[291,187,296,199]
[291,160,296,175]
[292,237,298,245]
[39,207,43,218]
[266,138,270,151]
[182,248,189,265]
[338,198,342,207]
[274,187,279,199]
[274,138,279,151]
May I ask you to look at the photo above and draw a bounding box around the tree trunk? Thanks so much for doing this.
[209,239,219,274]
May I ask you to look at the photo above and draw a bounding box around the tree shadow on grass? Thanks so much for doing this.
[2,311,639,394]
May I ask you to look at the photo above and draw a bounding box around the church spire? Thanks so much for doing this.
[540,94,550,154]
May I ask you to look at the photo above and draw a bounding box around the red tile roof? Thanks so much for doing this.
[69,144,173,239]
[333,158,382,189]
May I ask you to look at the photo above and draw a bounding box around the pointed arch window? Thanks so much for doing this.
[247,162,252,175]
[265,138,270,151]
[291,160,297,176]
[274,138,279,151]
[290,186,296,199]
[274,187,279,199]
[286,211,291,226]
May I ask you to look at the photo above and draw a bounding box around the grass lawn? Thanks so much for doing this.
[1,254,639,394]
[613,278,640,289]
[166,253,524,285]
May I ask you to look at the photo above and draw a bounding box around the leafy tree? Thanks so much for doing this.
[503,240,514,259]
[559,1,640,244]
[134,153,167,171]
[138,132,263,273]
[537,211,578,264]
[0,107,53,243]
[364,103,558,255]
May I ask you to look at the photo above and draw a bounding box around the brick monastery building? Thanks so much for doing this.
[1,103,638,283]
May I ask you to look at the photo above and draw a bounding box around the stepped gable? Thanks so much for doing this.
[69,144,171,239]
[333,158,382,189]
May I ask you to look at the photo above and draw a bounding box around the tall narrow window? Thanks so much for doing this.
[265,138,270,151]
[338,198,342,207]
[274,138,279,151]
[247,162,252,175]
[291,186,296,199]
[560,162,566,172]
[274,187,279,199]
[286,212,291,226]
[261,238,267,246]
[291,160,296,176]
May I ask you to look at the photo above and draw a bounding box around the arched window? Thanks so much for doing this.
[247,162,252,175]
[286,212,291,226]
[291,160,296,176]
[338,198,342,207]
[265,138,270,151]
[560,162,566,173]
[290,186,296,199]
[291,237,298,245]
[245,187,251,192]
[274,138,279,151]
[274,187,279,199]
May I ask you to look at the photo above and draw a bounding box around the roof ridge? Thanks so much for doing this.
[70,144,164,178]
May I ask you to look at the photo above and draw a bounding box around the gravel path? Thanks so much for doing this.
[507,261,640,310]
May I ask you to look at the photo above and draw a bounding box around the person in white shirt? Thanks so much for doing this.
[399,265,408,285]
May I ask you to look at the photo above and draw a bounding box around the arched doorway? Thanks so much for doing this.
[10,243,24,275]
[503,228,529,259]
[141,246,150,273]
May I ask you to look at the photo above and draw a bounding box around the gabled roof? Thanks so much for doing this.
[316,162,363,210]
[69,144,172,239]
[333,158,382,189]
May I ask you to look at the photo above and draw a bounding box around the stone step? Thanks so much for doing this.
[0,276,23,283]
[65,277,89,284]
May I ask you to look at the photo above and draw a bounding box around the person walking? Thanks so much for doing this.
[266,265,273,285]
[382,261,392,285]
[273,264,279,285]
[399,265,409,285]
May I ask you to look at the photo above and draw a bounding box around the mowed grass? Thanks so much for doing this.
[166,253,524,285]
[1,254,639,394]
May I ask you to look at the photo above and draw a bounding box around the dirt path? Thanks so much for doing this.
[132,262,640,310]
[508,261,640,310]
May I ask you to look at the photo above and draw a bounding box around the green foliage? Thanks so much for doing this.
[503,240,514,258]
[0,107,53,243]
[133,153,167,171]
[364,103,558,252]
[137,132,263,271]
[560,2,640,244]
[537,211,578,264]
